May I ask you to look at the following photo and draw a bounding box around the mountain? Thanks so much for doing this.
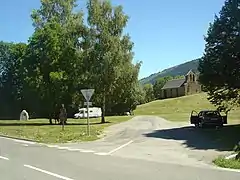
[140,58,200,85]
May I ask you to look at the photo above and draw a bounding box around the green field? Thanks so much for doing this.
[213,157,240,170]
[0,116,131,144]
[134,93,240,123]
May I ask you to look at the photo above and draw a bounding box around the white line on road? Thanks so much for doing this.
[107,140,134,155]
[0,136,36,145]
[57,146,70,150]
[46,145,59,148]
[13,139,36,145]
[94,152,108,156]
[79,149,95,153]
[0,156,9,160]
[22,144,29,147]
[67,148,84,152]
[24,164,74,180]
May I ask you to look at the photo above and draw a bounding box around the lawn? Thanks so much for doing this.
[0,116,131,144]
[213,157,240,170]
[134,93,240,123]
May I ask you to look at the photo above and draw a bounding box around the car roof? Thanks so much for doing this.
[200,110,218,113]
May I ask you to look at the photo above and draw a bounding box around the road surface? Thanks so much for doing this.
[0,116,240,180]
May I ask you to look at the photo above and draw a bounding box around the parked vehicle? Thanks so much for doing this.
[74,107,102,119]
[190,110,227,128]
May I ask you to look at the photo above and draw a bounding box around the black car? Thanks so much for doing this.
[190,110,227,128]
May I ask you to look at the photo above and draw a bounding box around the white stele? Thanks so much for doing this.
[20,110,29,120]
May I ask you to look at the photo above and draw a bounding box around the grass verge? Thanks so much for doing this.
[0,116,131,144]
[134,93,240,123]
[213,157,240,170]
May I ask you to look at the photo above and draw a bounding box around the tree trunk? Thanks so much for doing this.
[101,94,106,123]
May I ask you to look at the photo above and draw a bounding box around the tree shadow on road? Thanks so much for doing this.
[144,124,240,152]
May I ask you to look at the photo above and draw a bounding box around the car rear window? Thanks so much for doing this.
[204,111,220,117]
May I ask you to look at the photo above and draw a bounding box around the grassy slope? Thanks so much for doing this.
[0,116,130,143]
[134,93,240,123]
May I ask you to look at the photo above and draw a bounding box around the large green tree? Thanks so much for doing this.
[86,0,141,122]
[153,76,173,99]
[143,84,155,103]
[198,0,240,112]
[24,0,86,117]
[0,42,27,118]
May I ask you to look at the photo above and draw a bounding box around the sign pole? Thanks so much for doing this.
[87,101,90,136]
[81,89,95,137]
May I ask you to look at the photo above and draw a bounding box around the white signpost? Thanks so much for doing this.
[81,89,95,136]
[84,102,92,106]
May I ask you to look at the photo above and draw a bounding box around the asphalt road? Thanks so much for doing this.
[1,133,240,179]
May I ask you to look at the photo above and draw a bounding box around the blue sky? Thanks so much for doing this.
[0,0,225,79]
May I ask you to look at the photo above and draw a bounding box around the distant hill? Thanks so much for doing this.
[140,58,200,85]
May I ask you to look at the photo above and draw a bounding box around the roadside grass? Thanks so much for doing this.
[134,93,240,123]
[213,157,240,170]
[0,116,131,144]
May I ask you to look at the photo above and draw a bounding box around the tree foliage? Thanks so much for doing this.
[85,0,141,122]
[198,0,240,112]
[143,84,154,103]
[0,0,142,122]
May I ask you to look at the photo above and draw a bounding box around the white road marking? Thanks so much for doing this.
[22,144,29,147]
[0,136,36,145]
[67,148,84,152]
[0,156,9,160]
[46,145,59,148]
[107,140,134,155]
[13,139,36,145]
[57,146,70,150]
[24,164,74,180]
[79,149,95,153]
[94,152,108,156]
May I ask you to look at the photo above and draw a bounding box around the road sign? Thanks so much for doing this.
[84,102,92,106]
[81,89,95,102]
[81,89,95,136]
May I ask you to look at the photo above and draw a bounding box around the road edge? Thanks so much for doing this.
[0,134,38,144]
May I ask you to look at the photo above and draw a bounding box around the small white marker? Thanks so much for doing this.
[24,164,74,180]
[0,156,9,160]
[22,144,29,147]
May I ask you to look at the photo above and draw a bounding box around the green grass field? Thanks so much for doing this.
[134,93,240,123]
[213,157,240,170]
[0,116,131,144]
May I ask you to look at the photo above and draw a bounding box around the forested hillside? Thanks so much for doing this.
[140,58,200,85]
